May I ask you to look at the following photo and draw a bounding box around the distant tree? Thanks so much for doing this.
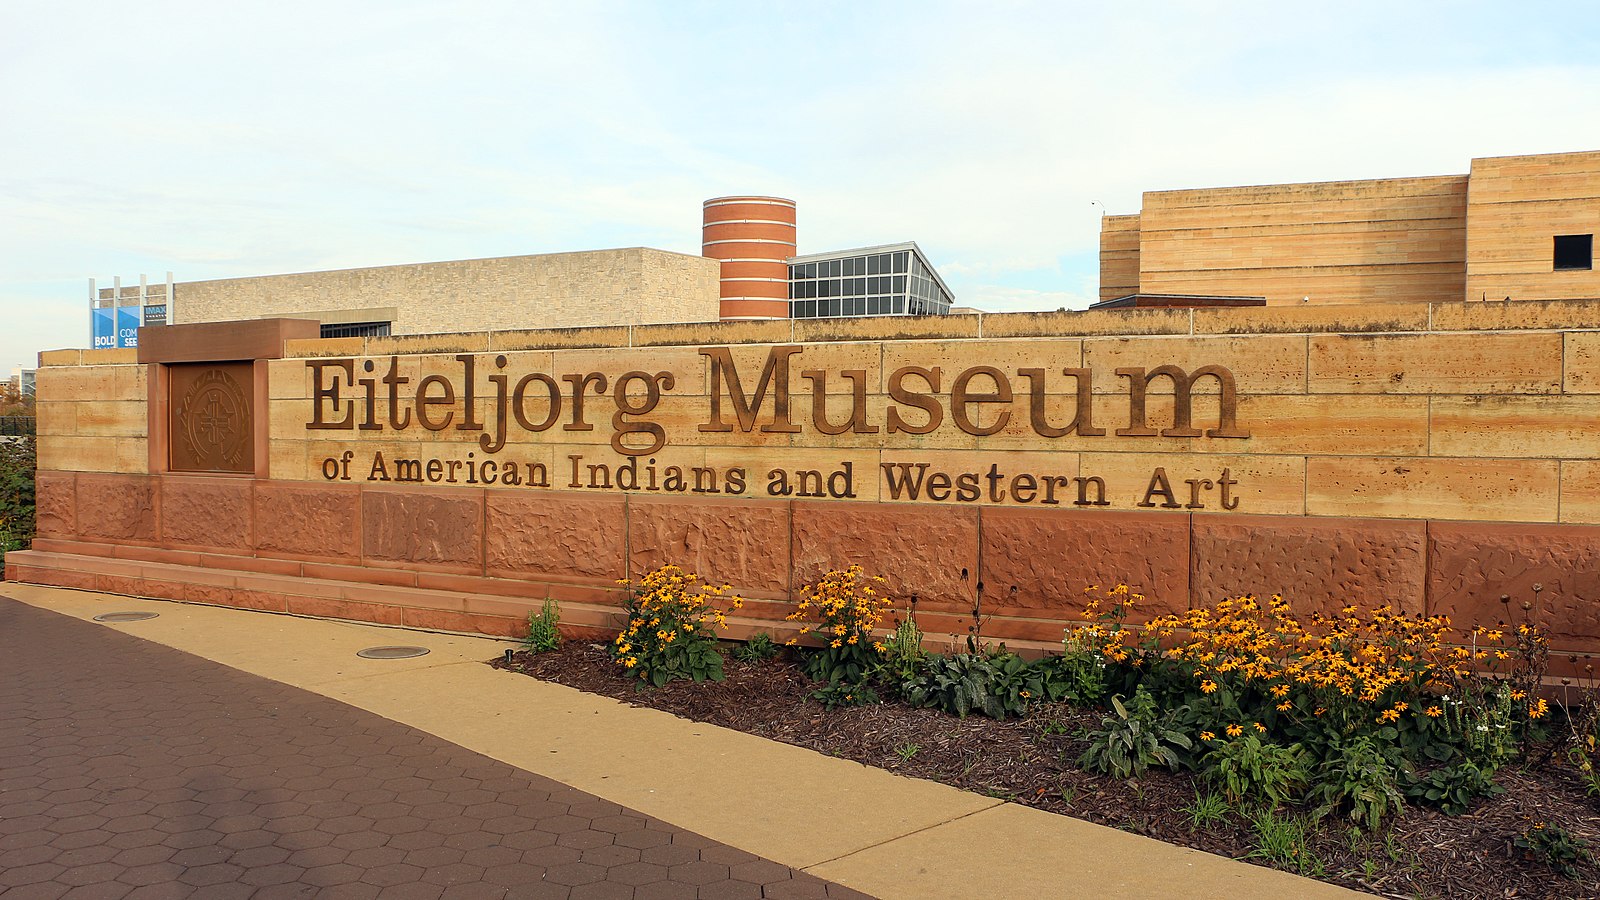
[0,435,35,551]
[0,383,32,418]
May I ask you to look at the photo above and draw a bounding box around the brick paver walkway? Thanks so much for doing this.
[0,596,870,900]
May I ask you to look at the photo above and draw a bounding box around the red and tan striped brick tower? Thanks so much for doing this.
[702,196,796,319]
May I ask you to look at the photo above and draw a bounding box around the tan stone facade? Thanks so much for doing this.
[1104,150,1599,305]
[20,300,1600,657]
[168,247,722,333]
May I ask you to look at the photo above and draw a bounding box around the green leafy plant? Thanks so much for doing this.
[987,651,1048,716]
[901,653,992,719]
[1405,760,1503,815]
[1513,822,1593,879]
[811,676,878,710]
[1309,736,1405,831]
[732,632,779,663]
[1079,688,1192,780]
[523,598,562,653]
[611,565,741,687]
[894,741,920,763]
[1202,734,1310,808]
[900,650,1056,720]
[1037,647,1108,706]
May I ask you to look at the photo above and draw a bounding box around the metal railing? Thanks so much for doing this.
[0,416,35,436]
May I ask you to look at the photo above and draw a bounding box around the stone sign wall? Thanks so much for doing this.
[15,301,1600,659]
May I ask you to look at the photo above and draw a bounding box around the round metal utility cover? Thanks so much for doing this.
[93,612,159,623]
[356,646,430,660]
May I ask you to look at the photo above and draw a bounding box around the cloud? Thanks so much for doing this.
[2,1,1599,368]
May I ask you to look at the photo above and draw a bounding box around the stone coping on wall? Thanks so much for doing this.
[34,298,1600,368]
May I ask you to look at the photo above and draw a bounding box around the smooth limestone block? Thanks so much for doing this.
[1309,332,1562,394]
[1082,334,1307,395]
[1193,303,1429,335]
[1431,299,1600,332]
[632,319,793,347]
[1564,332,1600,393]
[73,400,145,437]
[1306,457,1559,522]
[284,337,365,358]
[365,331,492,355]
[982,308,1190,338]
[490,325,631,351]
[38,434,124,474]
[1561,461,1600,525]
[1430,395,1600,458]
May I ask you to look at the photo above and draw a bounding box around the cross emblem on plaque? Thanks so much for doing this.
[196,393,231,446]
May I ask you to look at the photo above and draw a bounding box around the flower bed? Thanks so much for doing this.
[495,569,1600,899]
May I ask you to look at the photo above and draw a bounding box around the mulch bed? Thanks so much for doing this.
[493,644,1600,899]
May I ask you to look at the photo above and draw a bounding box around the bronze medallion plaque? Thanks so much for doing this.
[168,361,255,474]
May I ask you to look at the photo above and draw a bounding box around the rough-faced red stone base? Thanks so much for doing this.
[1428,521,1600,653]
[629,495,791,598]
[1192,515,1427,619]
[792,500,978,606]
[33,471,76,539]
[18,471,1600,656]
[160,475,253,551]
[75,472,156,543]
[485,491,625,583]
[980,508,1190,623]
[362,485,485,573]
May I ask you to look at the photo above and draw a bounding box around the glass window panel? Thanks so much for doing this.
[894,251,908,273]
[842,258,855,277]
[867,255,880,275]
[892,275,906,292]
[830,259,842,277]
[893,297,905,314]
[876,253,891,273]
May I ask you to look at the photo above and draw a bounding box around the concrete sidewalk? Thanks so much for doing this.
[4,583,1364,899]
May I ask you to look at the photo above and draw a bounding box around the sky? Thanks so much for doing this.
[3,0,1599,372]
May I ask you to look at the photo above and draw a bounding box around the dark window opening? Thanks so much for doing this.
[321,321,391,338]
[1555,234,1593,271]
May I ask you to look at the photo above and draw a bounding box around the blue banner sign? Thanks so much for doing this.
[91,306,117,349]
[117,305,140,348]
